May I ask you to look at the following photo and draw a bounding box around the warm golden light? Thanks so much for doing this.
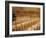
[12,7,40,31]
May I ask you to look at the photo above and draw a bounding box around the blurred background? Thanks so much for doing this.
[12,7,40,31]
